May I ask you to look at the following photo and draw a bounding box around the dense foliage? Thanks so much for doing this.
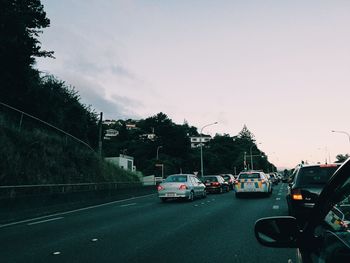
[0,0,135,185]
[0,0,276,185]
[0,0,98,147]
[102,115,276,177]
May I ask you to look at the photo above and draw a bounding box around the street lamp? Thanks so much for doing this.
[156,146,163,160]
[200,122,218,177]
[250,143,262,170]
[331,130,350,143]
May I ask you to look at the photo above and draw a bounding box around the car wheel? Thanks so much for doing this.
[219,187,223,194]
[160,198,167,203]
[227,186,230,192]
[188,191,194,202]
[202,190,207,198]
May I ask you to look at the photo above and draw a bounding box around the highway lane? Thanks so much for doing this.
[1,183,295,263]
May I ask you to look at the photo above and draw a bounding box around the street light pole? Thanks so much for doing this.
[331,130,350,143]
[156,146,163,160]
[200,122,218,177]
[249,143,261,170]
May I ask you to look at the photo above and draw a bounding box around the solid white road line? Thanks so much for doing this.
[0,193,157,229]
[28,217,64,226]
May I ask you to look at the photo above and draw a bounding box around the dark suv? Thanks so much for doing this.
[286,163,341,221]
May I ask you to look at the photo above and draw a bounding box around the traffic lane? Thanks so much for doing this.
[1,193,216,262]
[134,183,294,263]
[1,185,293,263]
[1,194,161,262]
[45,184,293,263]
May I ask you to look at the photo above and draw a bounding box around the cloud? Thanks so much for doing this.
[57,72,141,120]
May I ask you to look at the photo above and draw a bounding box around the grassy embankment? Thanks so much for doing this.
[0,114,140,187]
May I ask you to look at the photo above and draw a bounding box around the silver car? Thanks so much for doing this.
[157,174,206,202]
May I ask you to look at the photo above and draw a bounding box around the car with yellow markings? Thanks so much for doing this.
[235,171,272,198]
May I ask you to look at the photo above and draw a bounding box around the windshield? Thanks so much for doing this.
[204,177,218,182]
[239,173,260,179]
[221,175,230,180]
[297,166,339,185]
[164,175,187,183]
[3,1,350,263]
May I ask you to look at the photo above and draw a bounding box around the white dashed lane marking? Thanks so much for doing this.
[273,205,280,210]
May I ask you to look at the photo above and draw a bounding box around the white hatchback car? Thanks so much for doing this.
[157,174,206,202]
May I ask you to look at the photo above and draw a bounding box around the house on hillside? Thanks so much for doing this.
[103,119,117,126]
[140,133,156,141]
[105,154,136,172]
[126,123,137,130]
[103,129,119,140]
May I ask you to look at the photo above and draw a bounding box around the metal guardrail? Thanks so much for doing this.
[0,182,140,189]
[0,101,95,152]
[0,182,143,200]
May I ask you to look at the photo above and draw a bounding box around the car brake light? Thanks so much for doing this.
[179,184,188,190]
[261,179,267,184]
[320,164,338,168]
[157,185,164,191]
[212,182,220,186]
[292,189,303,200]
[229,179,233,183]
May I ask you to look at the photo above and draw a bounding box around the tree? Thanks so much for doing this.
[0,0,54,109]
[335,154,349,163]
[237,125,255,142]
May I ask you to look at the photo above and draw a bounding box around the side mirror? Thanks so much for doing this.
[255,216,299,248]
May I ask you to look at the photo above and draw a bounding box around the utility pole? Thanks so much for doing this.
[98,112,103,156]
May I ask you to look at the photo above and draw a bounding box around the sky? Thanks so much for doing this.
[36,0,350,169]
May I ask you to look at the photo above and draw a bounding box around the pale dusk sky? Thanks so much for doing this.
[37,0,350,168]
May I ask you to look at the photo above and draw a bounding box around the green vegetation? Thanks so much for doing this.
[0,117,140,185]
[0,1,275,186]
[0,0,139,186]
[103,114,276,176]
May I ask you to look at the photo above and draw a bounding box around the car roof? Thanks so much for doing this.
[297,163,341,168]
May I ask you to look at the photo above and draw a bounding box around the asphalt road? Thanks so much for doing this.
[1,183,296,263]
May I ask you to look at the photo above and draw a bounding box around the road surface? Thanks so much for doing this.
[1,183,296,263]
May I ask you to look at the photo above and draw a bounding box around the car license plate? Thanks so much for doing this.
[246,182,254,189]
[166,193,176,197]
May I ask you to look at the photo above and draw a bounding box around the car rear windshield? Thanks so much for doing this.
[221,175,230,180]
[164,175,187,183]
[239,173,260,179]
[204,177,218,182]
[296,166,339,185]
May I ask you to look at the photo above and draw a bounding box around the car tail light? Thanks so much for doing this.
[292,189,303,200]
[261,179,267,184]
[157,185,164,191]
[179,184,188,190]
[229,179,233,183]
[212,182,220,186]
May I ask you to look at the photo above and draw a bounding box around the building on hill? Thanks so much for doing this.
[103,119,117,126]
[104,129,119,140]
[105,154,136,172]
